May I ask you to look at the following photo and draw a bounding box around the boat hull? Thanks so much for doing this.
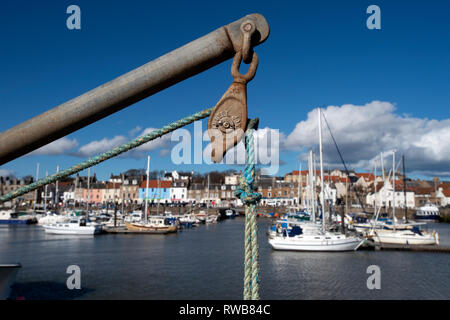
[268,236,363,252]
[372,230,438,245]
[125,222,177,234]
[0,264,21,300]
[44,224,102,235]
[414,215,441,222]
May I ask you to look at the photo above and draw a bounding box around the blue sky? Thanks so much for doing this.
[1,0,449,180]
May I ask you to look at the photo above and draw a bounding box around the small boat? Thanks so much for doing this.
[206,215,218,224]
[371,227,439,246]
[125,217,178,234]
[0,263,21,299]
[415,202,441,222]
[225,209,236,219]
[0,210,37,225]
[44,217,102,235]
[179,214,198,227]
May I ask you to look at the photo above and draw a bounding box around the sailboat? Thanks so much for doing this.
[369,151,439,246]
[269,108,364,252]
[124,156,178,234]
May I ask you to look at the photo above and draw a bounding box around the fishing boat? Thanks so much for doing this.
[44,217,102,235]
[415,202,441,222]
[125,216,178,234]
[0,263,21,299]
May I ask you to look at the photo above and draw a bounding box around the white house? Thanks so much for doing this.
[319,183,337,206]
[436,187,450,207]
[169,180,188,203]
[225,173,240,185]
[366,181,415,209]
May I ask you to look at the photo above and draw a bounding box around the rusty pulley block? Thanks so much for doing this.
[208,20,259,163]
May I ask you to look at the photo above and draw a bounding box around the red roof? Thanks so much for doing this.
[355,173,375,181]
[139,180,172,189]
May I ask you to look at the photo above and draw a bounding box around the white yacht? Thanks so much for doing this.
[44,217,102,235]
[268,223,364,251]
[371,227,439,246]
[0,264,21,300]
[269,109,363,252]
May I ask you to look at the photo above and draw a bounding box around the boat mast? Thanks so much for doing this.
[44,171,48,213]
[309,150,315,221]
[33,162,39,213]
[392,150,396,230]
[207,174,210,210]
[55,165,59,213]
[318,108,325,231]
[402,154,407,222]
[374,160,377,219]
[87,167,91,213]
[313,151,317,221]
[144,155,150,223]
[297,160,302,208]
[380,152,385,182]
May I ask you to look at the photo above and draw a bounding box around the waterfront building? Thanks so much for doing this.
[138,180,171,204]
[122,177,141,204]
[102,182,121,204]
[366,180,415,209]
[170,180,188,203]
[436,186,450,207]
[224,173,241,185]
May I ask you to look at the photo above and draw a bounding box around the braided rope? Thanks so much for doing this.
[0,108,212,204]
[235,118,261,300]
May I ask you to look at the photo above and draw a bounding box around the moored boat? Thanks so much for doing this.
[44,217,102,235]
[125,216,178,234]
[0,210,37,225]
[414,202,441,222]
[370,227,439,246]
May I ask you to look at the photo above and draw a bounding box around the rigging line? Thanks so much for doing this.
[320,110,367,213]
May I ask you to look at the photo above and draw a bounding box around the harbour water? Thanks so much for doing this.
[1,218,450,300]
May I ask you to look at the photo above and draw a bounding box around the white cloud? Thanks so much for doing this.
[284,101,450,176]
[29,137,78,155]
[77,136,127,157]
[75,127,173,159]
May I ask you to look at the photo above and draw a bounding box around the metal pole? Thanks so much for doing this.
[0,14,269,165]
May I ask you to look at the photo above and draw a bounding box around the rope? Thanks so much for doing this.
[235,118,261,300]
[0,108,212,204]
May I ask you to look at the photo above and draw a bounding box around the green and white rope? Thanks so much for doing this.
[235,118,261,300]
[0,108,212,204]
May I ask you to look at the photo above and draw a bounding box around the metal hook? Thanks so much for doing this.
[231,51,259,84]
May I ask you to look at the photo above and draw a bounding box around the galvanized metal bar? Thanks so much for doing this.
[0,13,269,165]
